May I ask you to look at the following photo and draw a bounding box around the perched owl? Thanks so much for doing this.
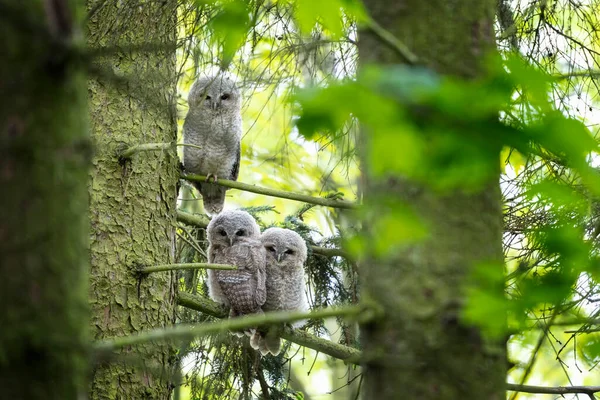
[183,74,242,215]
[250,228,308,356]
[206,210,266,326]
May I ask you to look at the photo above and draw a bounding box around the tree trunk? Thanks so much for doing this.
[87,1,179,398]
[358,1,505,399]
[0,1,89,398]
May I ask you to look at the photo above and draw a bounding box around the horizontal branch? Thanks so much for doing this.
[176,210,352,260]
[176,210,210,228]
[95,296,364,362]
[310,245,352,260]
[176,291,362,363]
[181,173,357,210]
[141,263,236,274]
[506,383,600,396]
[119,142,202,160]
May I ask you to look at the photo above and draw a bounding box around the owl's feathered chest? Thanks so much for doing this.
[182,110,241,175]
[209,239,267,313]
[264,265,306,311]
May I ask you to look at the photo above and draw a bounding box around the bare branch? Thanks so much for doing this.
[176,292,362,363]
[181,173,357,209]
[140,263,237,274]
[507,383,600,396]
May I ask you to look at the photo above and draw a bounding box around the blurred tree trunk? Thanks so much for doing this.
[358,1,505,399]
[0,1,89,398]
[87,1,179,398]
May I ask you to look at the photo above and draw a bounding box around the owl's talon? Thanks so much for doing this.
[205,173,218,183]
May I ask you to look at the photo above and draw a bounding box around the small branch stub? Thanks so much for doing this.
[119,142,203,161]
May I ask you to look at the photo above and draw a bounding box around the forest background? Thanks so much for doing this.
[3,0,600,399]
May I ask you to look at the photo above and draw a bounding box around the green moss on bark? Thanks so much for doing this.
[87,1,179,398]
[358,1,505,399]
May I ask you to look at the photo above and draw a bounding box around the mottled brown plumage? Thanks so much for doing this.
[206,210,266,325]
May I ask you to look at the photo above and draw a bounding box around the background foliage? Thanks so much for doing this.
[166,0,600,398]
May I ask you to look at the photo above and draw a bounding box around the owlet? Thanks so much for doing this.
[183,74,242,215]
[250,227,308,355]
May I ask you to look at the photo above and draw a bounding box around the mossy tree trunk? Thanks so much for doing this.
[87,1,179,398]
[358,1,505,399]
[0,1,89,398]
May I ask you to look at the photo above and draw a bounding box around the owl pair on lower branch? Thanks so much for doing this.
[206,210,308,356]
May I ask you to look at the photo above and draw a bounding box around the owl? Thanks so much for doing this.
[183,74,242,215]
[250,227,308,355]
[206,210,266,325]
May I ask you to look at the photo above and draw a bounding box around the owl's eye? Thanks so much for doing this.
[218,229,227,237]
[236,229,245,236]
[205,95,211,100]
[266,246,275,252]
[285,249,295,255]
[220,93,230,100]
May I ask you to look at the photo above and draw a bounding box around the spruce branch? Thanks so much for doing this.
[181,173,357,210]
[176,210,352,260]
[140,263,236,274]
[175,292,362,363]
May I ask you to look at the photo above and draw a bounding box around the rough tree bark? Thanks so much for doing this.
[358,1,505,399]
[87,1,179,398]
[0,1,89,398]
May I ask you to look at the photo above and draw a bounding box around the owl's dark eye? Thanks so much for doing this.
[236,229,245,236]
[205,95,211,100]
[285,249,295,255]
[218,229,227,237]
[266,246,275,252]
[220,93,230,100]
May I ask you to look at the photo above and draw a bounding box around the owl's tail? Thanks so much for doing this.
[196,182,227,215]
[250,328,281,356]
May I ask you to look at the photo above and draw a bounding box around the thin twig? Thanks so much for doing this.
[140,263,236,274]
[181,174,357,209]
[363,18,418,65]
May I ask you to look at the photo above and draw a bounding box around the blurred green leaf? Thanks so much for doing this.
[463,261,508,338]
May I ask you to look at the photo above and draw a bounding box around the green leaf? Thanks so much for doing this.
[208,0,250,67]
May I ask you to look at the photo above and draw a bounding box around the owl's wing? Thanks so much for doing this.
[206,245,231,305]
[229,145,240,181]
[252,244,267,306]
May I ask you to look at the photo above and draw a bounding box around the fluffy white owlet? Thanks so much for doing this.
[183,74,242,215]
[250,227,308,356]
[207,210,266,325]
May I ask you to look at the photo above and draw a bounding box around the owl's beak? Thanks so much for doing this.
[229,236,234,246]
[212,101,219,110]
[276,252,283,263]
